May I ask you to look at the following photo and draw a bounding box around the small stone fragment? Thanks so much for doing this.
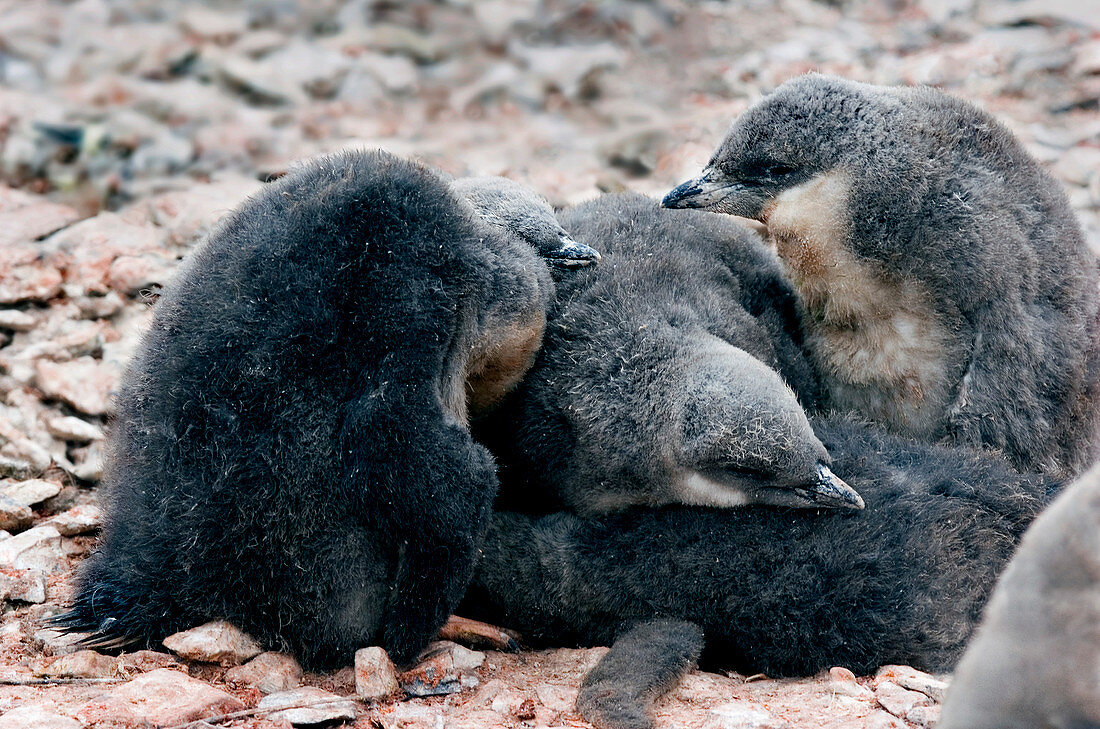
[119,650,182,673]
[0,494,33,532]
[37,649,120,678]
[34,357,120,416]
[875,680,932,719]
[0,567,46,602]
[709,702,789,729]
[0,456,34,480]
[399,641,484,697]
[76,668,245,726]
[257,686,357,726]
[0,309,37,332]
[45,416,105,443]
[0,525,64,571]
[162,620,263,665]
[864,710,907,729]
[355,646,399,701]
[43,503,103,536]
[907,703,942,727]
[1,478,62,506]
[829,666,874,699]
[226,651,303,694]
[0,706,80,729]
[875,664,949,702]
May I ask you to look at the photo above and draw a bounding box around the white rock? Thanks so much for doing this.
[75,668,245,726]
[38,649,120,678]
[0,567,46,602]
[162,620,263,665]
[0,706,80,729]
[34,357,120,416]
[876,680,932,718]
[2,478,61,506]
[0,525,64,571]
[0,494,33,532]
[257,686,357,726]
[355,646,399,701]
[45,415,104,443]
[829,666,874,700]
[225,651,303,694]
[709,701,789,729]
[44,503,103,536]
[0,309,37,331]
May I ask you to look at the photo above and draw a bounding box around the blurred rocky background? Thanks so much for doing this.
[0,0,1097,727]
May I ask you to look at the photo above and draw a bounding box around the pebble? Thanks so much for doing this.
[162,619,264,665]
[875,680,933,719]
[399,640,485,697]
[40,505,101,538]
[0,494,33,532]
[34,357,119,416]
[36,649,119,678]
[355,646,400,701]
[0,309,37,332]
[0,706,80,729]
[709,702,790,729]
[829,666,874,700]
[0,525,65,572]
[118,649,183,673]
[257,686,358,726]
[76,668,245,726]
[225,651,303,694]
[45,415,104,443]
[0,567,46,603]
[1,478,61,506]
[875,664,950,702]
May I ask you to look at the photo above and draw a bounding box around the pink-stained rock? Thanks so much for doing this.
[873,664,949,702]
[106,253,177,295]
[40,213,166,295]
[43,503,103,536]
[257,686,358,726]
[875,680,932,719]
[34,357,120,416]
[0,308,38,331]
[829,666,874,700]
[36,649,120,678]
[0,255,63,305]
[399,640,485,697]
[75,668,245,726]
[0,566,46,602]
[118,649,183,673]
[0,705,81,729]
[355,646,399,701]
[226,651,303,694]
[0,186,83,247]
[162,620,263,665]
[0,525,64,572]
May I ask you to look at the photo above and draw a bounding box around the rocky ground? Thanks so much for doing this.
[0,0,1097,727]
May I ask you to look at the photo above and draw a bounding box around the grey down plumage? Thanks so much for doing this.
[665,74,1100,477]
[465,194,1059,729]
[57,150,597,669]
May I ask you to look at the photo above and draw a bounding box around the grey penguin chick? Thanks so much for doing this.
[938,462,1100,729]
[56,150,598,669]
[664,74,1100,477]
[478,193,864,517]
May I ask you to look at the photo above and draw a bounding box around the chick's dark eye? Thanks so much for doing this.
[768,164,796,176]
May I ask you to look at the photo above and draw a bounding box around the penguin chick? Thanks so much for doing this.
[664,74,1100,477]
[938,463,1100,729]
[479,193,863,517]
[55,150,597,669]
[464,415,1056,679]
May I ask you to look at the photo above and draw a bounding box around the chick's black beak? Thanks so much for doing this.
[545,233,601,269]
[796,464,865,511]
[662,171,741,210]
